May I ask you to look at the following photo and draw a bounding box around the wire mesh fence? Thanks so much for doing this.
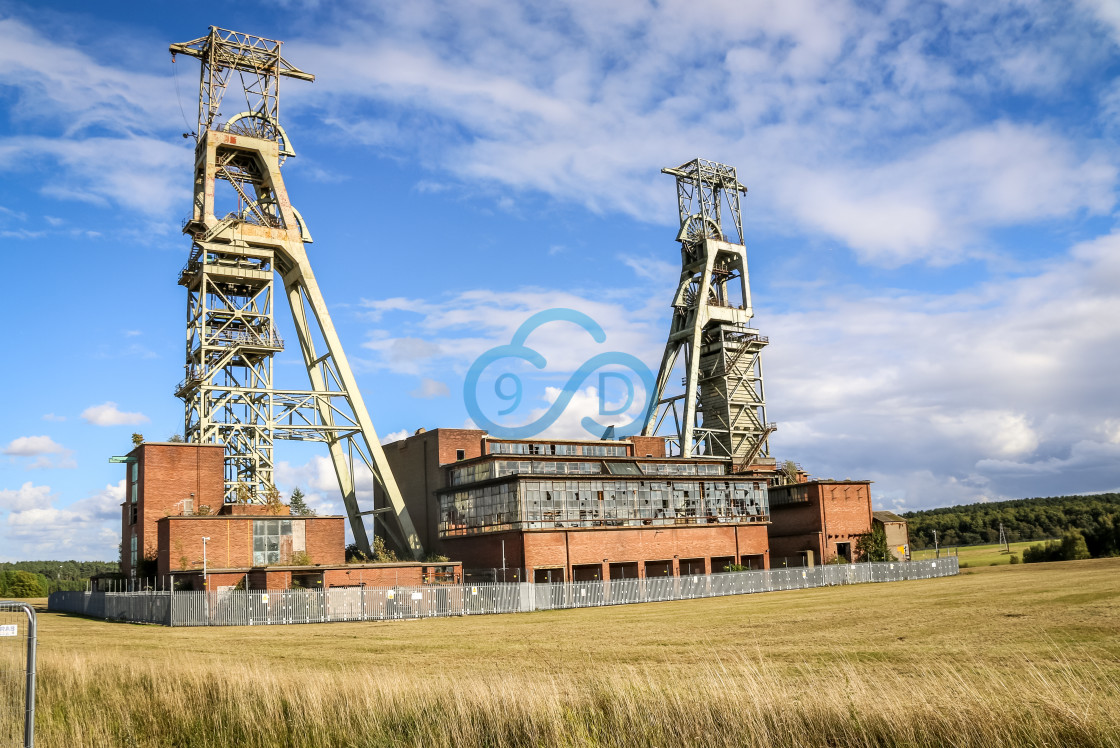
[0,601,36,748]
[48,557,958,627]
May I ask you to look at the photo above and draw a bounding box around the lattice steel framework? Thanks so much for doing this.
[642,158,776,464]
[170,27,421,558]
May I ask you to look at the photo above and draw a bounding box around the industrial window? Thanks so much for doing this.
[253,519,292,566]
[489,442,530,455]
[130,463,138,503]
[581,445,625,456]
[455,449,465,461]
[130,533,137,570]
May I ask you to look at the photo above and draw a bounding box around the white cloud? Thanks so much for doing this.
[763,231,1120,507]
[621,255,677,283]
[41,413,66,422]
[2,435,76,469]
[774,123,1116,266]
[0,135,189,217]
[1078,0,1120,45]
[381,429,410,444]
[3,435,66,456]
[274,456,347,518]
[360,337,444,375]
[409,378,450,399]
[289,1,1116,266]
[81,401,149,426]
[0,480,124,561]
[0,482,51,512]
[0,4,1111,266]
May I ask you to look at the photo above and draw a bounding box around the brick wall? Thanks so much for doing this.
[157,516,345,575]
[443,524,770,580]
[768,481,873,563]
[121,443,225,577]
[629,436,666,458]
[379,429,487,550]
[322,565,429,587]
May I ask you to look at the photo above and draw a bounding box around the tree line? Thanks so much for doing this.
[0,560,119,598]
[903,493,1120,558]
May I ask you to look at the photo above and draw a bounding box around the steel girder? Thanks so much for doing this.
[642,158,775,465]
[171,30,422,558]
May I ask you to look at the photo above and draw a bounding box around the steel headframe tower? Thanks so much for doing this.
[170,27,422,558]
[642,158,776,466]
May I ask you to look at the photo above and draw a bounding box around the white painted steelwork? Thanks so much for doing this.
[643,158,775,464]
[170,28,420,557]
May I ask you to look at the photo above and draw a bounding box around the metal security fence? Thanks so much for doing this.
[0,601,36,748]
[48,558,958,627]
[48,590,170,625]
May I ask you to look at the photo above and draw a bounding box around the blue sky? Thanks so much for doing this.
[2,0,1119,561]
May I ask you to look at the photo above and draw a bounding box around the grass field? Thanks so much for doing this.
[910,540,1041,565]
[13,557,1120,747]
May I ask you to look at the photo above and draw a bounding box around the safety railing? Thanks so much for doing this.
[48,558,958,628]
[0,601,36,748]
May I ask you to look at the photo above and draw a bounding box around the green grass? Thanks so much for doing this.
[20,557,1120,747]
[911,539,1041,565]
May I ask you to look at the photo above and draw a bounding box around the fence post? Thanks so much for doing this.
[0,601,36,748]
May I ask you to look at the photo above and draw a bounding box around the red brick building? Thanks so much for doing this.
[766,480,873,565]
[380,429,772,581]
[114,441,225,578]
[115,442,460,590]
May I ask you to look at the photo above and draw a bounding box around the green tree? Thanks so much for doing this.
[372,536,398,563]
[131,432,144,447]
[854,525,894,562]
[1059,530,1091,561]
[5,570,47,598]
[288,487,315,516]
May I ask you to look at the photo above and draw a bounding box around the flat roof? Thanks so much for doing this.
[174,560,460,573]
[769,479,872,489]
[159,514,346,520]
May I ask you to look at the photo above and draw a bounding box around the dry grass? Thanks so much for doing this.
[22,558,1120,747]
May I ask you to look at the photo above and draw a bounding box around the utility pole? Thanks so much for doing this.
[934,529,939,559]
[202,536,210,589]
[998,521,1009,553]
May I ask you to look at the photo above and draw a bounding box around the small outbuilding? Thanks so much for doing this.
[872,510,910,561]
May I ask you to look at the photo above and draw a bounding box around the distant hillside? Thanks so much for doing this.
[902,493,1120,550]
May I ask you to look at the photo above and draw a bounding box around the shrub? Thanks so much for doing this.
[1059,530,1091,561]
[1009,554,1020,564]
[1023,540,1059,563]
[854,526,893,562]
[288,551,312,566]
